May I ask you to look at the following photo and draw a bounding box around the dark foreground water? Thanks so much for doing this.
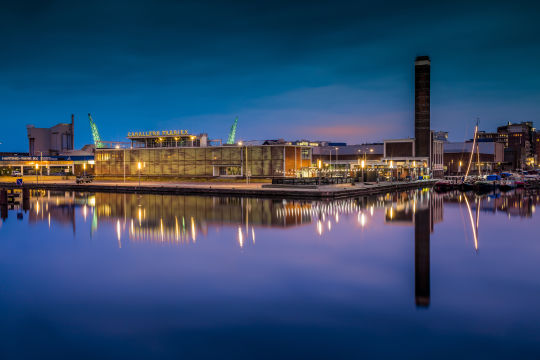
[0,189,539,359]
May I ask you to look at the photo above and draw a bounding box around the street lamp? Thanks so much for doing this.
[83,163,87,177]
[137,162,142,186]
[334,147,339,175]
[358,148,373,182]
[35,163,39,184]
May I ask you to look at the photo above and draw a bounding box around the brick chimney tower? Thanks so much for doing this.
[415,56,430,158]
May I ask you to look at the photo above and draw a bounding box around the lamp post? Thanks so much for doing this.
[35,163,39,184]
[137,162,142,187]
[329,149,333,172]
[357,148,373,182]
[83,163,87,177]
[334,147,339,176]
[245,144,249,184]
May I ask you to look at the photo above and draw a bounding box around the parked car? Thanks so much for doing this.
[11,170,22,177]
[76,174,94,184]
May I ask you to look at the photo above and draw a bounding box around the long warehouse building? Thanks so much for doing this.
[95,130,312,178]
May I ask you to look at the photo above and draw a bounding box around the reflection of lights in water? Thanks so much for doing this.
[91,208,98,234]
[160,218,164,241]
[138,208,142,226]
[335,213,339,223]
[327,220,331,231]
[88,196,96,207]
[370,206,374,216]
[130,219,134,235]
[116,220,122,248]
[191,217,196,242]
[360,213,366,227]
[317,220,323,235]
[175,216,179,241]
[83,205,87,221]
[463,195,478,251]
[389,207,393,220]
[238,227,244,248]
[35,201,39,215]
[252,227,255,244]
[48,212,50,228]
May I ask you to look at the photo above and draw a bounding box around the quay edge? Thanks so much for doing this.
[0,180,437,200]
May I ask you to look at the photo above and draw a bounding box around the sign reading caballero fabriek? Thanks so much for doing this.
[127,130,189,138]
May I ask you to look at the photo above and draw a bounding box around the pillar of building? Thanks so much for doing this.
[415,56,431,159]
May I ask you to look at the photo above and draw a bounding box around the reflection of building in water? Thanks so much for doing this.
[95,193,319,245]
[384,190,443,230]
[383,190,443,308]
[27,191,94,234]
[442,190,539,219]
[94,193,377,245]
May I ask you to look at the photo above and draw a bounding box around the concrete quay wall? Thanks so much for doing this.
[0,180,436,200]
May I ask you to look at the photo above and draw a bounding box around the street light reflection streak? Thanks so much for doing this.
[191,217,196,242]
[238,227,244,248]
[463,195,478,251]
[116,220,122,248]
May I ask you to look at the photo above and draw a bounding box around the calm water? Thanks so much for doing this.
[0,189,539,359]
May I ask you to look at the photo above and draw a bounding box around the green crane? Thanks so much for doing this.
[226,116,238,144]
[88,113,104,148]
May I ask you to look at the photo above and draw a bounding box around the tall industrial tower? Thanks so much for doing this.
[415,56,431,158]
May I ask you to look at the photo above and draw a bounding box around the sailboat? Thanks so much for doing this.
[460,120,483,192]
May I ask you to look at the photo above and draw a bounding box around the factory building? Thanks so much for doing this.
[443,142,504,175]
[95,130,311,178]
[27,115,75,156]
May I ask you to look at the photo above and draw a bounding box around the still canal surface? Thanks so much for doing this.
[0,189,539,359]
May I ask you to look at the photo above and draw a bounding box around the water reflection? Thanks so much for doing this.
[1,188,540,310]
[2,188,539,241]
[1,188,540,357]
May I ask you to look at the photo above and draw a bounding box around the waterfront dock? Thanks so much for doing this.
[0,179,436,199]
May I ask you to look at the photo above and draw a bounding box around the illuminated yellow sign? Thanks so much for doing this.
[128,130,189,138]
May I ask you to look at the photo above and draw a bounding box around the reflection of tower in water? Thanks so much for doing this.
[414,207,430,308]
[414,192,443,308]
[383,190,442,308]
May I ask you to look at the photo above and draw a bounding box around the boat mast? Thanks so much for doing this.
[464,118,479,178]
[477,142,482,177]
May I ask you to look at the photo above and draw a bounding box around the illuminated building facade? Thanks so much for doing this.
[95,130,311,178]
[477,122,537,169]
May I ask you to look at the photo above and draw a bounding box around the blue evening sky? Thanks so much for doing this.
[1,0,539,151]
